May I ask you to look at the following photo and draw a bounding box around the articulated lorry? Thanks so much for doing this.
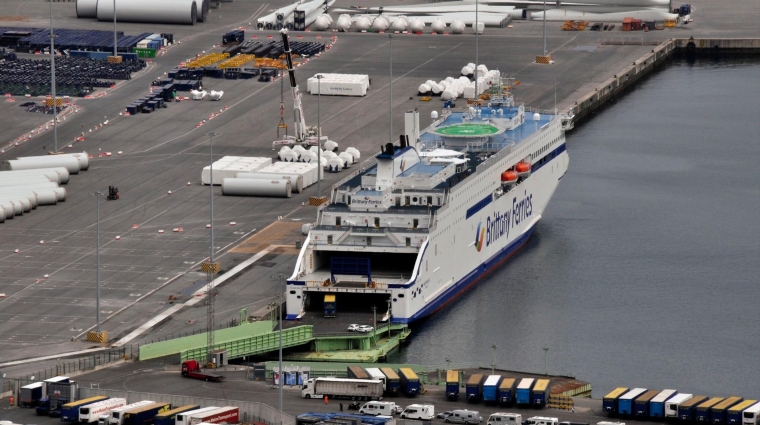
[61,396,109,422]
[399,368,421,397]
[181,360,224,382]
[301,377,384,400]
[123,402,172,425]
[80,398,127,423]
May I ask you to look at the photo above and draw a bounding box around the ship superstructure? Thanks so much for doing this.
[287,92,569,323]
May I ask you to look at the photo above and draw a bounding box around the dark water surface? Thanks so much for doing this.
[389,56,760,398]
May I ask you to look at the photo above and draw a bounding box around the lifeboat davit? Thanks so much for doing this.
[501,170,518,185]
[515,161,531,177]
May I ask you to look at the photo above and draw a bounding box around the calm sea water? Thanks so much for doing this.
[389,56,760,398]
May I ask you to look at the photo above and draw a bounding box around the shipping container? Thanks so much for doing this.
[446,370,460,400]
[650,390,678,418]
[109,401,156,425]
[679,397,710,422]
[347,366,369,380]
[133,48,156,58]
[301,377,384,400]
[399,368,421,396]
[188,407,239,425]
[19,382,43,407]
[364,368,388,392]
[618,389,648,416]
[380,368,401,394]
[532,379,551,407]
[741,403,760,425]
[175,408,218,425]
[696,398,727,423]
[498,378,517,405]
[466,374,486,402]
[711,398,744,425]
[667,394,694,418]
[622,17,633,31]
[323,294,337,317]
[633,390,661,417]
[516,378,536,405]
[726,401,758,425]
[603,387,630,414]
[123,403,172,425]
[80,398,127,423]
[483,375,502,403]
[60,396,109,422]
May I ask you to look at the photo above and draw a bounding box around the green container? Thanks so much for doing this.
[133,47,156,58]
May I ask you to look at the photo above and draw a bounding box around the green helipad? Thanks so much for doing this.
[434,123,500,136]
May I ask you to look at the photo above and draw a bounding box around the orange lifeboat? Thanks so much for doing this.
[515,161,531,177]
[501,170,518,185]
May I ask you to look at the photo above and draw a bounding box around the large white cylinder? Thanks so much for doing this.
[5,156,81,174]
[1,188,64,204]
[236,173,304,193]
[0,206,5,222]
[68,152,90,170]
[77,0,99,18]
[222,178,291,198]
[0,195,33,212]
[0,199,23,217]
[0,175,55,187]
[1,167,70,184]
[97,0,198,25]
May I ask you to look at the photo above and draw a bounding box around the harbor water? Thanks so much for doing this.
[389,55,760,397]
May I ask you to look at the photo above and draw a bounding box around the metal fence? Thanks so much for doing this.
[78,388,295,425]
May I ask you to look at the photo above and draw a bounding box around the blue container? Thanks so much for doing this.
[482,375,501,403]
[650,390,678,418]
[119,53,138,61]
[89,51,109,60]
[618,388,648,416]
[515,378,535,405]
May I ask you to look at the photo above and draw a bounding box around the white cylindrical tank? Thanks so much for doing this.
[67,152,90,170]
[0,175,55,187]
[323,151,338,161]
[354,15,371,31]
[0,196,33,213]
[76,0,99,18]
[389,16,409,31]
[1,185,65,203]
[314,14,332,30]
[418,83,431,95]
[450,19,465,34]
[409,18,424,32]
[345,147,360,162]
[236,172,304,193]
[371,15,390,31]
[431,18,446,33]
[278,146,293,161]
[430,83,443,95]
[323,139,338,152]
[280,150,299,162]
[0,199,23,217]
[338,152,354,168]
[97,0,198,25]
[336,14,352,31]
[1,189,60,206]
[327,156,344,172]
[301,150,318,163]
[291,145,306,157]
[222,178,292,198]
[1,167,69,184]
[461,65,474,77]
[4,156,81,174]
[308,146,324,156]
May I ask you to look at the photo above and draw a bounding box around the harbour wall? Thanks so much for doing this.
[566,38,760,126]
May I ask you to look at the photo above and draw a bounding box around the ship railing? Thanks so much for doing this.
[330,156,379,193]
[312,225,431,234]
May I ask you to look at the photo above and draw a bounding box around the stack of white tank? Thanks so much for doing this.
[418,64,499,101]
[223,161,324,197]
[201,156,272,185]
[0,152,89,223]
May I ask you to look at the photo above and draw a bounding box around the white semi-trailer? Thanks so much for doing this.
[301,377,384,400]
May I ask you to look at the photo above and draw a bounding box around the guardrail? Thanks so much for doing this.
[180,326,314,362]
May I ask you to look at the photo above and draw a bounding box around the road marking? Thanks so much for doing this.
[0,347,109,367]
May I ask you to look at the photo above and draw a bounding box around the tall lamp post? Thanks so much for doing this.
[491,344,498,375]
[91,191,105,332]
[113,0,118,58]
[475,0,478,102]
[388,34,393,145]
[271,272,285,412]
[543,346,549,375]
[49,0,58,153]
[543,0,548,57]
[316,74,323,196]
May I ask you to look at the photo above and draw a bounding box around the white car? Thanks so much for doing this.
[347,324,360,332]
[356,325,374,333]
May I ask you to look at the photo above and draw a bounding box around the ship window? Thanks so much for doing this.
[398,294,404,298]
[336,217,341,226]
[406,237,411,247]
[367,237,372,246]
[405,196,410,206]
[374,217,380,228]
[327,235,333,245]
[413,219,419,229]
[290,290,296,294]
[427,196,432,205]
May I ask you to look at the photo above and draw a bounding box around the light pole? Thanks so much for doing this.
[316,74,323,197]
[207,132,216,262]
[542,0,547,57]
[371,306,377,347]
[91,191,105,332]
[491,344,497,375]
[113,0,118,57]
[543,346,549,375]
[445,356,451,371]
[475,0,478,102]
[274,273,285,412]
[388,34,393,145]
[49,0,58,153]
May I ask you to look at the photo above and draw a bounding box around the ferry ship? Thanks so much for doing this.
[286,90,570,323]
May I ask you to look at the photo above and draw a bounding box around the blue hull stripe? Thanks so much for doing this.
[392,222,537,324]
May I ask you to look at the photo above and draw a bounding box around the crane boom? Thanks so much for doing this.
[281,29,308,141]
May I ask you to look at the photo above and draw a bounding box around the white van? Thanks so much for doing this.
[488,413,522,425]
[445,410,482,425]
[401,404,435,420]
[360,401,397,416]
[524,417,559,425]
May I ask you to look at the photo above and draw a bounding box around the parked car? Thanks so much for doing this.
[392,405,404,415]
[357,325,374,333]
[348,402,362,411]
[347,324,360,332]
[438,412,453,420]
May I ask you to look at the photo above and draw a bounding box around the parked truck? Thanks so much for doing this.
[399,368,421,397]
[301,377,384,400]
[678,396,709,421]
[153,405,200,425]
[19,382,43,407]
[465,374,485,402]
[603,387,630,414]
[697,398,727,423]
[711,397,745,425]
[532,379,551,407]
[123,402,172,425]
[187,407,239,425]
[498,378,517,405]
[649,390,678,418]
[323,294,336,317]
[446,370,460,400]
[108,401,156,425]
[181,360,224,382]
[176,407,219,425]
[61,396,109,421]
[365,368,388,393]
[347,366,370,380]
[666,394,694,418]
[482,375,502,403]
[516,379,536,406]
[726,400,758,425]
[741,402,760,425]
[80,398,127,423]
[380,368,401,395]
[618,388,648,416]
[633,390,661,417]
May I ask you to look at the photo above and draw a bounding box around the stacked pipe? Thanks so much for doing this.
[0,163,82,223]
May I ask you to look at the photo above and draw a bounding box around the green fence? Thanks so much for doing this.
[181,326,314,362]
